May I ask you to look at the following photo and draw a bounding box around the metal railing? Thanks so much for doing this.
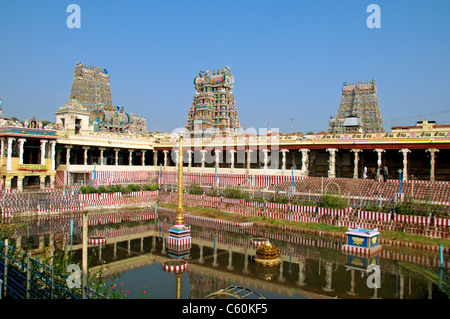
[0,241,106,299]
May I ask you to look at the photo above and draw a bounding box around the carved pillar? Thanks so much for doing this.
[187,150,192,172]
[18,138,26,165]
[128,150,133,166]
[40,140,48,166]
[351,149,362,179]
[326,148,338,178]
[99,147,105,166]
[228,150,236,172]
[50,141,56,170]
[427,148,439,181]
[6,137,15,171]
[246,149,253,172]
[400,148,410,181]
[141,150,146,167]
[215,150,221,169]
[262,149,270,171]
[65,146,71,165]
[281,149,289,174]
[114,148,119,166]
[299,149,310,176]
[374,149,385,167]
[163,150,168,168]
[153,150,158,166]
[200,150,206,172]
[82,146,89,166]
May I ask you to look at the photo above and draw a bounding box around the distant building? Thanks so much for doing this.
[186,66,240,136]
[58,63,147,135]
[328,80,384,134]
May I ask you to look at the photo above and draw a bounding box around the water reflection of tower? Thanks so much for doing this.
[163,134,191,299]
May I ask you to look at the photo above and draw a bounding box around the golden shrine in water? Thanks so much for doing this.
[254,241,280,265]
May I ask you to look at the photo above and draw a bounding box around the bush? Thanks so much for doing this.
[318,193,348,209]
[126,184,142,192]
[188,183,204,195]
[223,186,244,199]
[142,184,158,191]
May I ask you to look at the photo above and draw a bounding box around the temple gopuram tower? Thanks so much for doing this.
[186,66,240,136]
[328,79,384,134]
[69,62,113,111]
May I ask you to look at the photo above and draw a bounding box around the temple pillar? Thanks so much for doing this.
[427,148,439,181]
[141,150,146,167]
[351,149,361,179]
[400,148,410,181]
[262,149,270,172]
[281,149,289,174]
[6,137,15,171]
[40,140,48,166]
[128,150,133,166]
[153,150,158,166]
[99,147,105,166]
[326,148,338,178]
[82,146,89,166]
[187,150,193,172]
[65,146,71,165]
[200,150,206,172]
[228,150,236,172]
[0,138,4,167]
[215,150,221,169]
[50,141,56,170]
[374,149,385,167]
[114,148,119,166]
[163,150,168,168]
[246,150,253,172]
[18,138,26,165]
[299,149,310,176]
[17,177,23,191]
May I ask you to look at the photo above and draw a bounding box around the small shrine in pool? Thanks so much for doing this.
[254,241,280,265]
[342,227,382,255]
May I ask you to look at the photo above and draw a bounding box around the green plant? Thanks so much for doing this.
[318,192,348,209]
[223,186,244,199]
[188,183,204,195]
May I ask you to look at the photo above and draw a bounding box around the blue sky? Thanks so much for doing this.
[0,0,449,134]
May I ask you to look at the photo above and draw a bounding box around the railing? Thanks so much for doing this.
[0,241,107,299]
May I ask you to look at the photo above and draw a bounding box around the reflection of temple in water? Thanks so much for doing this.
[6,209,449,299]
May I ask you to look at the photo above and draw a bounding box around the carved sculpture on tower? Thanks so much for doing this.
[185,66,240,136]
[328,80,384,134]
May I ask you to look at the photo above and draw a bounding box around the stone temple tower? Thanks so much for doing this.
[69,62,113,111]
[328,79,384,134]
[185,66,240,136]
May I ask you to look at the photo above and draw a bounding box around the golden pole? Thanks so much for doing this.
[176,135,184,225]
[175,272,183,299]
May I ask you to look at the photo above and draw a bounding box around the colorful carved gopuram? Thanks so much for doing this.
[328,80,384,134]
[185,66,240,136]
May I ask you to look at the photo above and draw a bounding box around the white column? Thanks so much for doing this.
[163,150,168,168]
[374,149,385,167]
[141,150,146,167]
[129,150,133,166]
[215,150,221,169]
[82,146,89,166]
[18,138,26,165]
[0,138,4,168]
[50,141,56,170]
[246,149,253,172]
[187,150,193,172]
[153,150,158,166]
[200,150,206,172]
[400,148,410,181]
[6,137,15,171]
[427,148,439,181]
[281,149,289,173]
[326,148,338,178]
[351,149,361,179]
[262,149,270,172]
[40,140,48,166]
[65,146,71,165]
[114,149,119,166]
[299,149,310,176]
[99,148,105,166]
[228,150,236,172]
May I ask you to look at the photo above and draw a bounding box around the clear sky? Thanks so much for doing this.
[1,0,449,134]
